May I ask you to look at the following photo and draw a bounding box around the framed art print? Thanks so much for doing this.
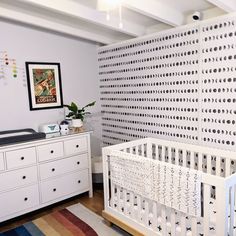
[25,62,63,110]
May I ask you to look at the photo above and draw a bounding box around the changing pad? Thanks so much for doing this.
[0,129,46,146]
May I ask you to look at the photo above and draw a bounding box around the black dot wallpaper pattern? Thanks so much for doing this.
[98,13,236,151]
[200,17,236,149]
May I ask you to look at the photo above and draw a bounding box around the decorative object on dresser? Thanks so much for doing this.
[25,62,63,110]
[64,101,96,130]
[0,131,93,223]
[38,123,60,134]
[59,120,69,135]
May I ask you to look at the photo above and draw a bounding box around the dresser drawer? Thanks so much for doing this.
[0,184,39,219]
[64,137,87,156]
[41,169,89,203]
[0,166,38,192]
[0,153,4,171]
[37,142,64,162]
[39,154,88,180]
[6,147,36,169]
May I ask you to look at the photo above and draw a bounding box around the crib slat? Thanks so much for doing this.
[191,216,198,236]
[235,186,236,236]
[141,145,145,156]
[152,202,157,231]
[161,146,165,162]
[110,182,115,208]
[216,186,228,236]
[182,148,186,167]
[225,158,231,177]
[137,195,142,223]
[198,154,203,171]
[129,192,134,218]
[170,209,176,236]
[180,213,186,236]
[174,148,179,166]
[153,144,157,160]
[216,156,221,176]
[229,186,235,236]
[207,154,211,174]
[203,184,210,236]
[147,143,152,159]
[190,151,195,169]
[144,144,147,157]
[117,186,121,212]
[161,205,167,235]
[123,189,128,215]
[167,147,171,164]
[103,151,109,212]
[144,200,149,227]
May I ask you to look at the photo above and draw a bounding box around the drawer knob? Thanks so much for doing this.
[24,197,28,201]
[76,144,79,148]
[77,161,80,165]
[53,188,56,192]
[78,180,81,184]
[50,150,54,154]
[52,168,55,172]
[22,176,26,179]
[21,156,25,160]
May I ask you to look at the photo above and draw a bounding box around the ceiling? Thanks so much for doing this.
[0,0,235,45]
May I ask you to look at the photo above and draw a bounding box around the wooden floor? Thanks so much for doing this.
[0,188,104,233]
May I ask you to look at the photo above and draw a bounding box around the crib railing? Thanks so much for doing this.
[103,138,236,236]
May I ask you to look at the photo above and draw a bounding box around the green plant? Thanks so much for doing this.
[64,101,96,121]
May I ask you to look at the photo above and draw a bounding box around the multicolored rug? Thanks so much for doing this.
[0,204,128,236]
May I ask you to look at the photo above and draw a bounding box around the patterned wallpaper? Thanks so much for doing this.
[98,13,236,151]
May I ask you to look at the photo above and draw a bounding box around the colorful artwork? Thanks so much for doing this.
[0,50,26,86]
[33,68,57,104]
[26,62,63,110]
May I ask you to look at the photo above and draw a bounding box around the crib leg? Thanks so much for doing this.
[104,218,112,227]
[102,210,145,236]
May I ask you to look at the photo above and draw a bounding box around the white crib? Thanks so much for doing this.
[102,138,236,236]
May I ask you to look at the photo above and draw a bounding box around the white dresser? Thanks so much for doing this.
[0,131,93,222]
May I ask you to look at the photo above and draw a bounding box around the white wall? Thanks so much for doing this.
[0,20,102,156]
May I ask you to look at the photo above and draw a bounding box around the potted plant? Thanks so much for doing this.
[64,101,96,128]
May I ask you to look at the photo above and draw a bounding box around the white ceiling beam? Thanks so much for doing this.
[122,0,185,26]
[0,6,125,44]
[206,0,236,12]
[146,23,172,34]
[16,0,146,37]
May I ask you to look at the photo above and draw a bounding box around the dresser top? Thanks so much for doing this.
[0,129,92,150]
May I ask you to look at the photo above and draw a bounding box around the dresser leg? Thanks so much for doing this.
[89,189,93,198]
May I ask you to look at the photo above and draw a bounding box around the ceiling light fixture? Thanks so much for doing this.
[97,0,123,29]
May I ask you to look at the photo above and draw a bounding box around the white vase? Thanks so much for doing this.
[71,119,83,128]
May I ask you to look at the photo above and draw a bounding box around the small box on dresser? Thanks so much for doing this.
[0,131,93,223]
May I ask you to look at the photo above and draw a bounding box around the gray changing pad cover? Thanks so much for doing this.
[0,129,46,146]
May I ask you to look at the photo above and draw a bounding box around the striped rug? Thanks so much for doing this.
[0,208,98,236]
[0,203,129,236]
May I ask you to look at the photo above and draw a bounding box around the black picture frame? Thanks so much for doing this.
[25,62,63,110]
